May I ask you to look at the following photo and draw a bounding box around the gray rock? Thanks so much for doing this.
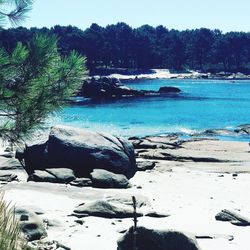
[22,126,136,179]
[136,161,156,171]
[29,170,57,183]
[15,207,47,241]
[215,209,250,226]
[105,194,150,208]
[117,226,200,250]
[73,200,143,218]
[46,168,76,183]
[28,168,76,183]
[91,169,130,188]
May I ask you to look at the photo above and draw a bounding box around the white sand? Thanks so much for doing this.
[1,139,250,249]
[108,69,202,80]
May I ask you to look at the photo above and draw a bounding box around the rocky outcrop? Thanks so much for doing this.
[131,136,250,163]
[80,77,181,99]
[117,226,201,250]
[81,77,139,98]
[20,126,136,179]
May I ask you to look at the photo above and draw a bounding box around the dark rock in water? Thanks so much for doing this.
[73,200,143,218]
[215,209,250,226]
[80,76,181,99]
[15,207,47,241]
[81,77,139,98]
[159,86,181,93]
[69,177,92,187]
[203,129,236,136]
[117,226,200,250]
[90,169,130,188]
[136,160,156,171]
[235,124,250,135]
[21,125,136,179]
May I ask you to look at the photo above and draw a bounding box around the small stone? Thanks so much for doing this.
[20,214,29,221]
[75,219,84,225]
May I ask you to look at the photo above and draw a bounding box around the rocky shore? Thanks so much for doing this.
[79,76,181,99]
[1,126,250,249]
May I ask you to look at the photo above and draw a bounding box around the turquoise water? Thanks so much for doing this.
[51,79,250,140]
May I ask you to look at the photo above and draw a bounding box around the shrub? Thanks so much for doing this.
[0,192,30,250]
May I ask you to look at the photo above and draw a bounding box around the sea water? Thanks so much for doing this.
[50,79,250,140]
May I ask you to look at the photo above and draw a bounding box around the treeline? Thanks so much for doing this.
[1,22,250,73]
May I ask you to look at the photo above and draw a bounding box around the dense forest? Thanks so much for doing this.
[1,22,250,74]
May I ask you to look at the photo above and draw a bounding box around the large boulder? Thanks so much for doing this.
[117,226,200,250]
[22,126,136,179]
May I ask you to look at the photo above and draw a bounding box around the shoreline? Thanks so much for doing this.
[104,69,250,81]
[1,133,250,249]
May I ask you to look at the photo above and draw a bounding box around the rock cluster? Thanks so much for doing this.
[80,77,181,99]
[18,125,136,180]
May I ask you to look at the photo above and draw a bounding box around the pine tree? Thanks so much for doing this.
[0,0,88,143]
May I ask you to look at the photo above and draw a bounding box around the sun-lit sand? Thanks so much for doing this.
[1,138,250,250]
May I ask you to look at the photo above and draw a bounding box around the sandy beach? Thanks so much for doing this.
[1,135,250,250]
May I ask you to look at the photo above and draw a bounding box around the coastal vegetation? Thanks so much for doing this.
[0,0,88,143]
[0,23,250,73]
[0,192,30,250]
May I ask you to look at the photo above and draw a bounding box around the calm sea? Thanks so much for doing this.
[49,79,250,141]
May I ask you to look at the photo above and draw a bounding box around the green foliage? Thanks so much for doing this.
[1,23,250,73]
[0,0,33,26]
[0,192,30,250]
[0,34,87,142]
